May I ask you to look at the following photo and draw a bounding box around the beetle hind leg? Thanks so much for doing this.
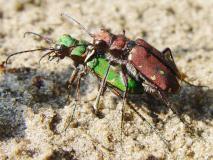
[162,48,207,88]
[157,90,202,139]
[127,101,171,151]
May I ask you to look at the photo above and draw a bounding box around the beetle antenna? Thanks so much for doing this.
[61,13,94,38]
[24,32,56,44]
[5,48,54,64]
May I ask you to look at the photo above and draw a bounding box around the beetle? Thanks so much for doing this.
[87,29,181,94]
[5,32,172,149]
[61,14,205,133]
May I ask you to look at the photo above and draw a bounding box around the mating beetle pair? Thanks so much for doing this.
[5,14,202,149]
[59,14,205,145]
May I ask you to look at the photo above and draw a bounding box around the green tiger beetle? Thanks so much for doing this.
[5,33,171,149]
[6,33,142,99]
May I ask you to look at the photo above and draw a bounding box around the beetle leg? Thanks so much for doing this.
[38,50,55,66]
[158,90,187,125]
[162,48,174,60]
[76,69,86,101]
[157,90,202,138]
[126,101,171,151]
[157,90,183,120]
[108,81,171,151]
[65,67,80,104]
[71,71,84,119]
[120,66,128,147]
[84,49,95,63]
[161,48,181,76]
[67,67,80,89]
[142,81,197,135]
[162,48,206,88]
[93,63,111,114]
[63,67,79,132]
[64,68,86,132]
[161,48,181,73]
[101,85,107,96]
[143,82,190,124]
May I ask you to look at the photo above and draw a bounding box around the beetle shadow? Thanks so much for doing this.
[1,62,212,140]
[0,63,94,140]
[177,86,213,122]
[127,85,213,124]
[0,102,26,141]
[0,68,29,140]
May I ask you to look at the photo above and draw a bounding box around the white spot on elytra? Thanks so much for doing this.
[150,75,156,81]
[159,70,165,75]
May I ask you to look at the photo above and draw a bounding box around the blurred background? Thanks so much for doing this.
[0,0,212,160]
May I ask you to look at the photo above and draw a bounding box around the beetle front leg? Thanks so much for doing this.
[84,49,95,63]
[64,68,86,132]
[67,67,81,89]
[65,67,80,104]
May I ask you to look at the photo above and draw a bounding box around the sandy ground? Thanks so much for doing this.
[0,0,213,160]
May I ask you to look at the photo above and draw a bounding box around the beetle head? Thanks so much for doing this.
[5,33,88,66]
[109,35,127,57]
[54,35,89,64]
[54,34,79,59]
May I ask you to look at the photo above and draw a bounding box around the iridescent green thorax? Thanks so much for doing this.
[71,40,89,57]
[58,34,78,47]
[87,56,143,93]
[58,35,89,57]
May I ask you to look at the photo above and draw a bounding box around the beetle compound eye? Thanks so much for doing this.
[127,41,136,50]
[95,40,108,50]
[55,44,61,50]
[95,40,102,45]
[55,44,67,51]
